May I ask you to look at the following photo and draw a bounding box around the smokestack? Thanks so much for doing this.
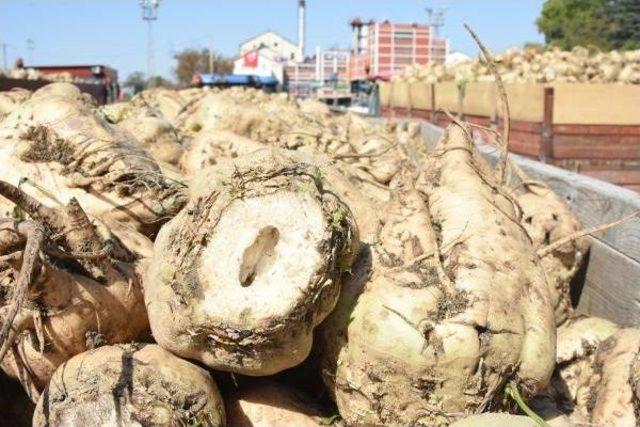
[298,0,306,59]
[350,18,363,54]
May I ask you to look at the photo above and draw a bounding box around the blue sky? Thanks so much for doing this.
[0,0,545,81]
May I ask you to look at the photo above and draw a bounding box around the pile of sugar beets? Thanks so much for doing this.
[395,46,640,85]
[0,79,638,427]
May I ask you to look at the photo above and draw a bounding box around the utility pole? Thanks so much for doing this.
[1,44,7,70]
[140,0,160,85]
[209,37,214,73]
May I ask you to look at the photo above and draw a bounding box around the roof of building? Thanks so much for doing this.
[239,30,298,50]
[446,51,472,64]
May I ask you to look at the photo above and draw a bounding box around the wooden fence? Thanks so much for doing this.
[400,119,640,326]
[380,81,640,191]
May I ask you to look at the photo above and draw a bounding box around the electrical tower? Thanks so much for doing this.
[140,0,160,84]
[425,7,446,38]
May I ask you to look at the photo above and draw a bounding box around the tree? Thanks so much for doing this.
[173,48,234,86]
[607,0,640,49]
[146,75,174,89]
[536,0,640,50]
[537,0,612,50]
[523,41,545,52]
[122,72,147,93]
[122,72,174,93]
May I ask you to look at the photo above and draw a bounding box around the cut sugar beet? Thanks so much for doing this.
[145,149,358,376]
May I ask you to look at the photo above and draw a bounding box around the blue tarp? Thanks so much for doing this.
[198,73,278,87]
[225,74,255,85]
[199,73,224,85]
[255,75,279,86]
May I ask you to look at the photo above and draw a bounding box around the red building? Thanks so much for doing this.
[31,64,118,84]
[285,61,316,98]
[284,49,350,98]
[348,20,448,81]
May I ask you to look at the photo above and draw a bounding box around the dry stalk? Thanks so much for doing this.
[538,211,639,257]
[0,222,45,363]
[464,24,511,184]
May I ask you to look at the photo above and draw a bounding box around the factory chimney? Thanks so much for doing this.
[297,0,306,59]
[350,18,363,54]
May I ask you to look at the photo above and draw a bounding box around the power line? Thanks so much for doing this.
[35,48,147,60]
